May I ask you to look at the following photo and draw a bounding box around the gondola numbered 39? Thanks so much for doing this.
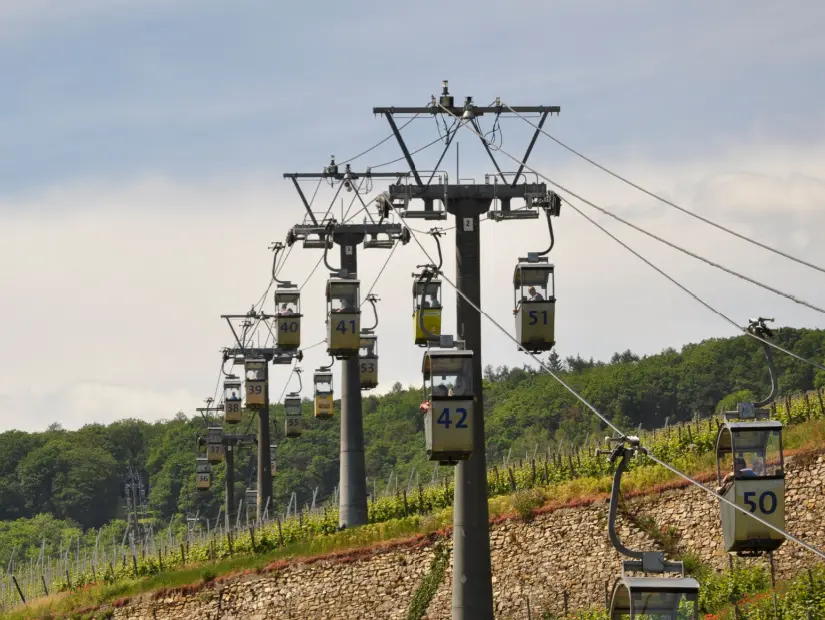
[244,358,268,409]
[420,348,474,465]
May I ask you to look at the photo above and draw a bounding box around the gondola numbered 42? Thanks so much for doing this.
[421,348,474,465]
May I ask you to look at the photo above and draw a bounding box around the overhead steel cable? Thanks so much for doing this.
[437,102,825,374]
[337,114,420,166]
[503,103,825,276]
[403,221,825,562]
[360,240,399,305]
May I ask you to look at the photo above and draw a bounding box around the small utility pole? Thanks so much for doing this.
[373,81,559,620]
[283,162,410,527]
[221,311,301,520]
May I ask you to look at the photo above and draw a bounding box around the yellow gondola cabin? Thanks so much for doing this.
[359,334,378,390]
[513,258,555,352]
[244,358,268,408]
[275,288,301,350]
[284,395,303,437]
[314,371,334,419]
[223,376,242,424]
[327,277,360,357]
[716,418,785,554]
[196,457,212,490]
[413,277,442,346]
[421,349,474,465]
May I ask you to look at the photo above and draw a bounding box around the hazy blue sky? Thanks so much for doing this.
[2,0,824,431]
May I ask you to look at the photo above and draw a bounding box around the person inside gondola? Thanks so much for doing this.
[527,286,544,301]
[420,383,448,414]
[717,456,757,494]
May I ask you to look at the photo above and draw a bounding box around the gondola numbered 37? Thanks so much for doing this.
[206,426,224,463]
[421,348,474,465]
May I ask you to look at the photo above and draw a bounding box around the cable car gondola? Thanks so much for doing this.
[413,271,442,346]
[284,393,303,437]
[270,444,277,477]
[274,287,301,350]
[326,277,361,358]
[359,334,379,390]
[244,358,268,408]
[195,457,212,490]
[715,317,785,555]
[513,257,555,352]
[420,348,474,465]
[283,367,303,438]
[603,437,700,619]
[314,370,334,419]
[206,426,224,463]
[223,376,242,424]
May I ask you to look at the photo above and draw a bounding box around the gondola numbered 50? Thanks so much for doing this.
[421,349,474,465]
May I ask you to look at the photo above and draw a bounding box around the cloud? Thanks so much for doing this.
[2,137,824,433]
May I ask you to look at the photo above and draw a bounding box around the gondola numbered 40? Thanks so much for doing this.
[223,376,242,424]
[327,277,360,358]
[421,349,474,465]
[513,257,555,353]
[274,287,302,350]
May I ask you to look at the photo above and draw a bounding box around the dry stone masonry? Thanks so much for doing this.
[110,454,825,620]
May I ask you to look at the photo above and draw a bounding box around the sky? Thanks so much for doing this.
[1,0,825,432]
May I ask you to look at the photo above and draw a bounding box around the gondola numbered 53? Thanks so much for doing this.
[421,349,474,465]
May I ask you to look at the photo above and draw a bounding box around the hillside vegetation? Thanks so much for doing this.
[1,327,823,570]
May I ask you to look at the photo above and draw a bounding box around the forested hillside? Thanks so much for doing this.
[1,327,823,565]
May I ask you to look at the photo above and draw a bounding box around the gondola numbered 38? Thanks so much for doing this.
[223,376,242,424]
[326,277,361,358]
[421,348,474,465]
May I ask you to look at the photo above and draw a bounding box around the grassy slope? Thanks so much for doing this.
[9,417,824,620]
